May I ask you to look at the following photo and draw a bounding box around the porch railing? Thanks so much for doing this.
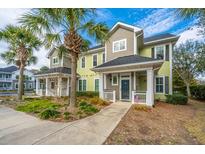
[132,91,147,104]
[103,90,116,103]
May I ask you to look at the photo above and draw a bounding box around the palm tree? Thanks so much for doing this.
[20,9,109,109]
[0,25,42,101]
[176,9,205,18]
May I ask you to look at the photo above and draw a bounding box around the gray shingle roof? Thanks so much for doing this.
[94,55,160,69]
[88,45,104,50]
[144,33,177,43]
[0,66,18,72]
[35,67,71,75]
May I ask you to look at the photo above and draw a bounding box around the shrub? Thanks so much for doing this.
[16,99,61,113]
[190,85,205,100]
[77,91,99,98]
[79,101,99,114]
[39,109,60,119]
[166,94,188,105]
[63,112,70,120]
[134,105,151,112]
[89,97,109,106]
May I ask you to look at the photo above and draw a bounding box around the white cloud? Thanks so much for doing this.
[135,9,180,37]
[177,26,204,45]
[0,8,49,70]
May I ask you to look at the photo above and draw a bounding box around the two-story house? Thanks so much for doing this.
[35,22,179,106]
[0,66,36,91]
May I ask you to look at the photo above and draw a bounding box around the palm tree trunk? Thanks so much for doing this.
[186,83,191,97]
[17,65,24,101]
[69,54,77,108]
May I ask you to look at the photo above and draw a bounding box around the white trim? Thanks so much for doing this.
[144,36,179,45]
[110,22,142,33]
[154,45,166,60]
[155,76,165,94]
[169,43,173,95]
[61,56,63,67]
[134,32,137,55]
[133,71,136,91]
[92,53,98,67]
[112,38,127,53]
[119,72,131,101]
[103,73,107,89]
[105,44,107,62]
[87,47,105,53]
[98,67,153,74]
[112,74,118,86]
[92,60,164,71]
[80,56,86,68]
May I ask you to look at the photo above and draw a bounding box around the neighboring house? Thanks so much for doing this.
[0,66,36,91]
[36,22,179,106]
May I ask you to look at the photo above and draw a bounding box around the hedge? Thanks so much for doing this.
[173,85,205,100]
[76,91,99,98]
[166,94,188,105]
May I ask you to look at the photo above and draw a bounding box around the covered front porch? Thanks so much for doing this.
[92,55,163,106]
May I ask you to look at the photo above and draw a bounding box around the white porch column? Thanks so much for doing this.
[99,73,103,99]
[146,69,154,106]
[133,71,136,91]
[57,77,62,97]
[103,74,106,89]
[66,77,70,96]
[45,78,49,96]
[36,78,39,95]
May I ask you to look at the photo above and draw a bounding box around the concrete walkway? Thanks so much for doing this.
[0,102,131,145]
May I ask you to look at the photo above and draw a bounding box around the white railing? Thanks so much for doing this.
[0,78,12,82]
[103,90,116,103]
[132,91,147,104]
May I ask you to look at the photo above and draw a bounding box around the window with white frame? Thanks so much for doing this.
[102,53,105,63]
[155,45,165,60]
[156,77,164,93]
[113,39,126,52]
[112,74,118,85]
[94,79,99,91]
[52,57,59,64]
[79,79,86,91]
[93,54,98,67]
[81,57,85,68]
[29,83,32,89]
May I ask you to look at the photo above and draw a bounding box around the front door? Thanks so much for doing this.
[121,79,130,100]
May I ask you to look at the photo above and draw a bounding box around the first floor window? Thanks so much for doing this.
[156,77,164,93]
[29,83,32,89]
[95,79,99,91]
[79,79,86,91]
[112,74,118,85]
[15,83,18,89]
[51,82,55,89]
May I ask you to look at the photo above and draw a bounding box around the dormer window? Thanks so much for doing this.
[52,57,59,64]
[113,39,127,52]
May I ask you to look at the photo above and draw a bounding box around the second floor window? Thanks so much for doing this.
[113,39,127,52]
[155,45,165,60]
[53,57,59,64]
[102,53,105,63]
[93,54,98,67]
[81,57,85,68]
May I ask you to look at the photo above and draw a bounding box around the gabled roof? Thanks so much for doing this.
[144,33,179,44]
[110,22,142,34]
[93,55,163,70]
[0,66,18,73]
[35,67,71,75]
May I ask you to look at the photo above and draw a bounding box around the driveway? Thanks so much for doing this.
[0,102,131,145]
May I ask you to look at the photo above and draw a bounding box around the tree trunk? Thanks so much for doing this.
[186,83,191,97]
[69,54,77,108]
[17,65,24,101]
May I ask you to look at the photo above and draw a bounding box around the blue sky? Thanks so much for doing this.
[0,8,202,69]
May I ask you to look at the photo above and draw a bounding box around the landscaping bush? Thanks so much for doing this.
[79,101,99,114]
[134,105,151,112]
[16,99,61,113]
[39,109,60,119]
[166,94,188,105]
[63,112,70,120]
[77,91,99,98]
[190,85,205,100]
[90,97,109,106]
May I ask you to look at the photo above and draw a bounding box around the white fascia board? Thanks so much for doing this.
[92,60,164,71]
[144,36,180,45]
